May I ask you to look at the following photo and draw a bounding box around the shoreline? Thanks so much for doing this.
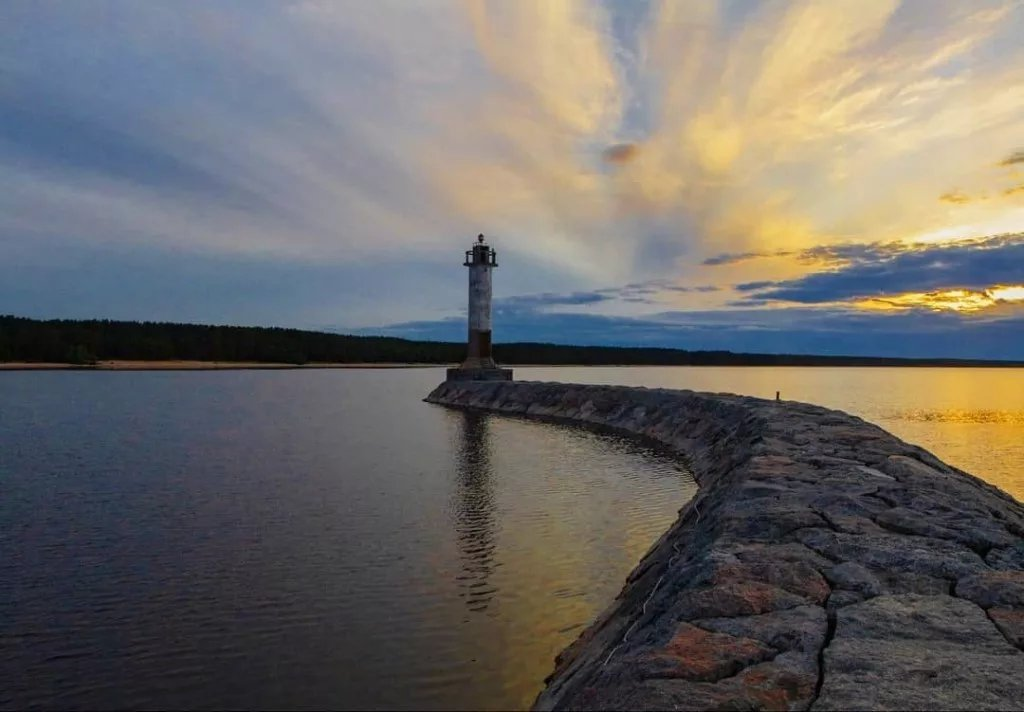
[0,361,440,371]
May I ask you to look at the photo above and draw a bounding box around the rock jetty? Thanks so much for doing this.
[425,380,1024,711]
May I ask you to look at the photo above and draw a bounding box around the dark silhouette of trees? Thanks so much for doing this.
[0,315,1019,367]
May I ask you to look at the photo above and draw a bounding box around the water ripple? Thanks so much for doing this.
[1,370,696,710]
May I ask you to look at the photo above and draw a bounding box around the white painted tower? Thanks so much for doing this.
[447,234,513,381]
[464,233,496,368]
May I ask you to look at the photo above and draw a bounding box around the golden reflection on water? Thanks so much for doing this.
[446,409,695,708]
[518,366,1024,502]
[897,408,1024,424]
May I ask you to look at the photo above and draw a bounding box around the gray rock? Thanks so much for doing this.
[693,604,827,654]
[826,589,864,613]
[796,528,986,579]
[988,542,1024,570]
[874,569,951,596]
[875,505,1017,553]
[671,582,811,620]
[832,594,1012,651]
[826,562,883,596]
[882,454,943,481]
[815,642,1024,711]
[815,595,1024,710]
[956,570,1024,608]
[989,608,1024,649]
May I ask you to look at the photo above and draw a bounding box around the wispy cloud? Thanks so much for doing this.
[4,1,1024,277]
[702,251,788,267]
[999,150,1024,166]
[939,191,973,204]
[3,1,1024,352]
[495,291,613,314]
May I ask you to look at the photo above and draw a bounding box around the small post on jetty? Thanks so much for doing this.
[446,234,513,382]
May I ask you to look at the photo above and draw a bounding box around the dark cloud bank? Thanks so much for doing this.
[731,233,1024,305]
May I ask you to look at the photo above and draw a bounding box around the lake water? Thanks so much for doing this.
[2,366,1022,710]
[0,369,694,710]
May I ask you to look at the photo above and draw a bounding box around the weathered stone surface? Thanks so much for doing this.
[673,582,810,619]
[695,557,831,604]
[825,561,882,597]
[831,594,1013,651]
[733,652,818,711]
[882,454,944,480]
[989,543,1024,570]
[875,504,1017,553]
[956,570,1024,608]
[424,380,1024,711]
[989,608,1024,648]
[875,569,951,596]
[796,528,986,579]
[826,589,864,613]
[816,595,1024,710]
[575,651,818,712]
[637,622,775,681]
[815,643,1024,710]
[694,604,827,655]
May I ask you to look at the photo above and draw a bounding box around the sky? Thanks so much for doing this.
[3,0,1024,359]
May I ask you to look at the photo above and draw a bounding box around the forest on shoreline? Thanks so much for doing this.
[1,314,1021,368]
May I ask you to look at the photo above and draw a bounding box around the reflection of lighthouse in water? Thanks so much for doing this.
[451,410,498,612]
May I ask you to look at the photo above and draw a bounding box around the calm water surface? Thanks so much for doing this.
[0,369,693,710]
[3,366,1022,710]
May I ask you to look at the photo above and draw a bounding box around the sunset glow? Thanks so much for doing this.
[854,285,1024,313]
[2,0,1024,358]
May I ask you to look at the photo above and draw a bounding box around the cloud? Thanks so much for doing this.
[495,291,613,314]
[602,143,639,164]
[736,281,778,292]
[999,150,1024,166]
[3,0,1024,357]
[939,190,973,204]
[702,251,781,266]
[667,285,721,293]
[494,278,722,314]
[4,1,1024,278]
[734,232,1024,305]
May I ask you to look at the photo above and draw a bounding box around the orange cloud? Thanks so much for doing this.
[854,284,1024,313]
[939,191,972,204]
[602,143,639,165]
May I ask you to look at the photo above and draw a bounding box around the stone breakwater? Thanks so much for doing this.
[425,380,1024,711]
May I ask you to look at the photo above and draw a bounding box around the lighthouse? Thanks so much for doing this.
[446,234,513,381]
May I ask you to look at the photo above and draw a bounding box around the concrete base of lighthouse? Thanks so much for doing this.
[446,367,513,382]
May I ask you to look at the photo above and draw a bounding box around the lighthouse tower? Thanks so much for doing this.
[447,234,513,382]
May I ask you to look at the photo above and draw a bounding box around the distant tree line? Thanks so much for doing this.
[0,315,463,365]
[1,315,1020,367]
